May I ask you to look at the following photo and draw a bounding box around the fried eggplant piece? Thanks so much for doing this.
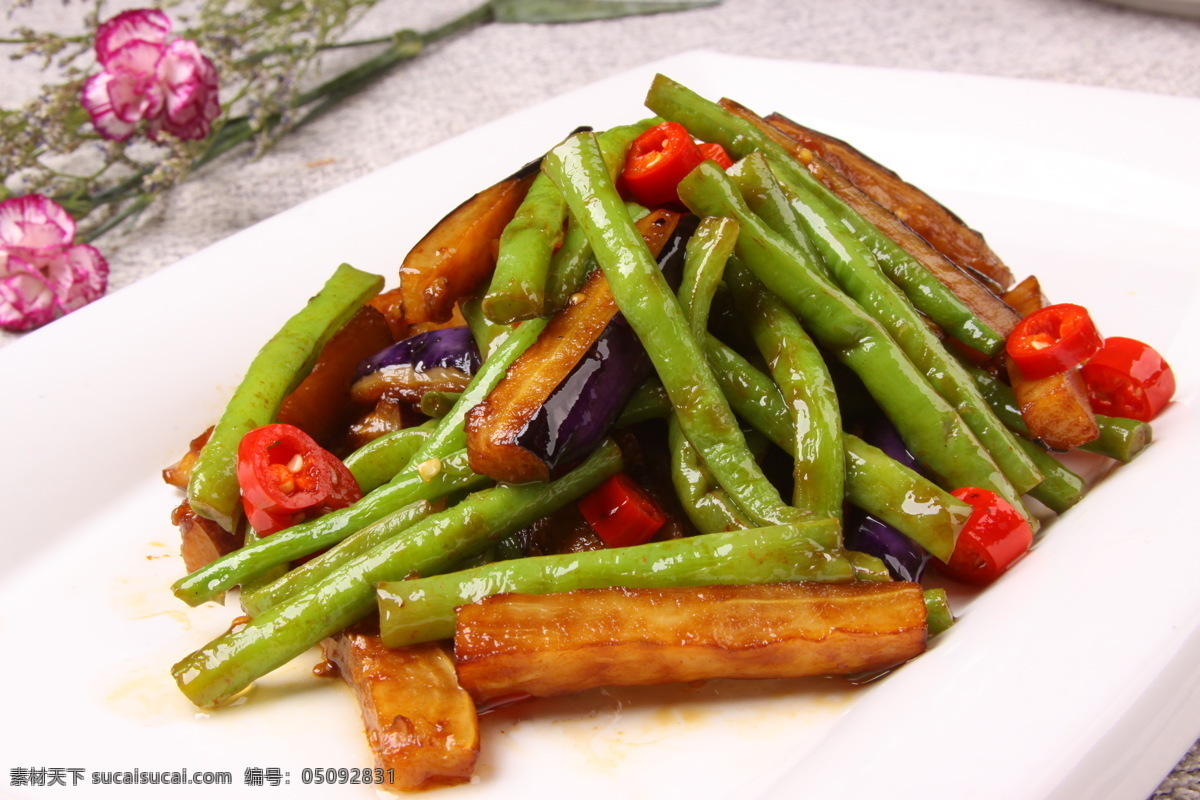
[465,210,683,483]
[764,111,1015,290]
[720,99,1020,340]
[1001,275,1051,319]
[454,582,927,703]
[323,632,479,792]
[399,166,537,325]
[277,305,395,452]
[163,427,213,490]
[1007,355,1099,451]
[172,499,242,574]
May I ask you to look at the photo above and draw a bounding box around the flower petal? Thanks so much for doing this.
[95,8,171,65]
[54,244,110,315]
[158,40,221,140]
[0,194,76,250]
[0,256,57,332]
[82,72,138,141]
[106,66,165,123]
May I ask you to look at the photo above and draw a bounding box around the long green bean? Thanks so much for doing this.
[702,333,968,560]
[542,132,800,527]
[377,520,851,647]
[543,123,655,310]
[483,172,568,323]
[726,257,844,520]
[730,153,1042,498]
[667,414,753,533]
[239,499,434,615]
[172,440,623,708]
[643,74,1005,355]
[187,263,383,530]
[677,216,739,343]
[1013,437,1086,513]
[677,161,1025,515]
[342,420,434,493]
[966,362,1152,462]
[172,449,487,606]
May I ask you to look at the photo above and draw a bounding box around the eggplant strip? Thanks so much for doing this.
[322,633,478,791]
[543,132,801,528]
[454,582,928,703]
[399,165,537,325]
[764,112,1015,289]
[466,210,684,483]
[718,98,1020,351]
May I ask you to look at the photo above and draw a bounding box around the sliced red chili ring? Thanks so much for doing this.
[935,487,1033,586]
[620,121,705,208]
[698,141,734,170]
[1081,336,1175,422]
[1005,303,1103,380]
[236,423,363,535]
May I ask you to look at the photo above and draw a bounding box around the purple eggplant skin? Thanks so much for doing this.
[351,326,482,404]
[516,215,698,476]
[845,512,930,583]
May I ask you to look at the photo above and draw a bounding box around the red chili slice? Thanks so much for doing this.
[1081,336,1176,422]
[698,141,734,170]
[935,487,1033,585]
[578,473,667,549]
[1005,303,1103,380]
[236,423,360,535]
[620,121,705,207]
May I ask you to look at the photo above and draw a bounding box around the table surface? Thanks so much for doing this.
[3,1,1199,796]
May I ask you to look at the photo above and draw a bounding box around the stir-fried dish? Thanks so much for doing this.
[161,74,1176,791]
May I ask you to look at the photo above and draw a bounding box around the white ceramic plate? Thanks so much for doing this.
[2,51,1198,799]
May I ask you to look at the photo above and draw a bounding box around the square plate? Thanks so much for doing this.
[2,51,1198,799]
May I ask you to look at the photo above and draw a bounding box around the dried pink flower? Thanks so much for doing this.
[81,9,220,142]
[0,195,109,332]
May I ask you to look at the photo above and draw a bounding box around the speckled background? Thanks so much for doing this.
[3,0,1199,794]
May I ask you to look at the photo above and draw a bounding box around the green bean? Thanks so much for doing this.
[1013,437,1086,514]
[643,74,1005,355]
[924,588,955,636]
[239,499,435,615]
[842,436,968,562]
[847,550,892,581]
[171,439,623,708]
[704,335,795,449]
[730,153,1042,498]
[667,414,752,534]
[417,390,461,419]
[483,172,568,323]
[544,200,651,313]
[460,294,515,359]
[677,161,1025,515]
[668,217,761,532]
[171,449,487,606]
[1084,416,1153,462]
[411,316,547,463]
[542,132,799,527]
[613,378,670,428]
[187,263,383,530]
[544,215,594,313]
[726,258,844,520]
[544,122,654,311]
[966,363,1152,462]
[342,421,434,493]
[377,519,851,647]
[702,335,968,561]
[677,216,739,342]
